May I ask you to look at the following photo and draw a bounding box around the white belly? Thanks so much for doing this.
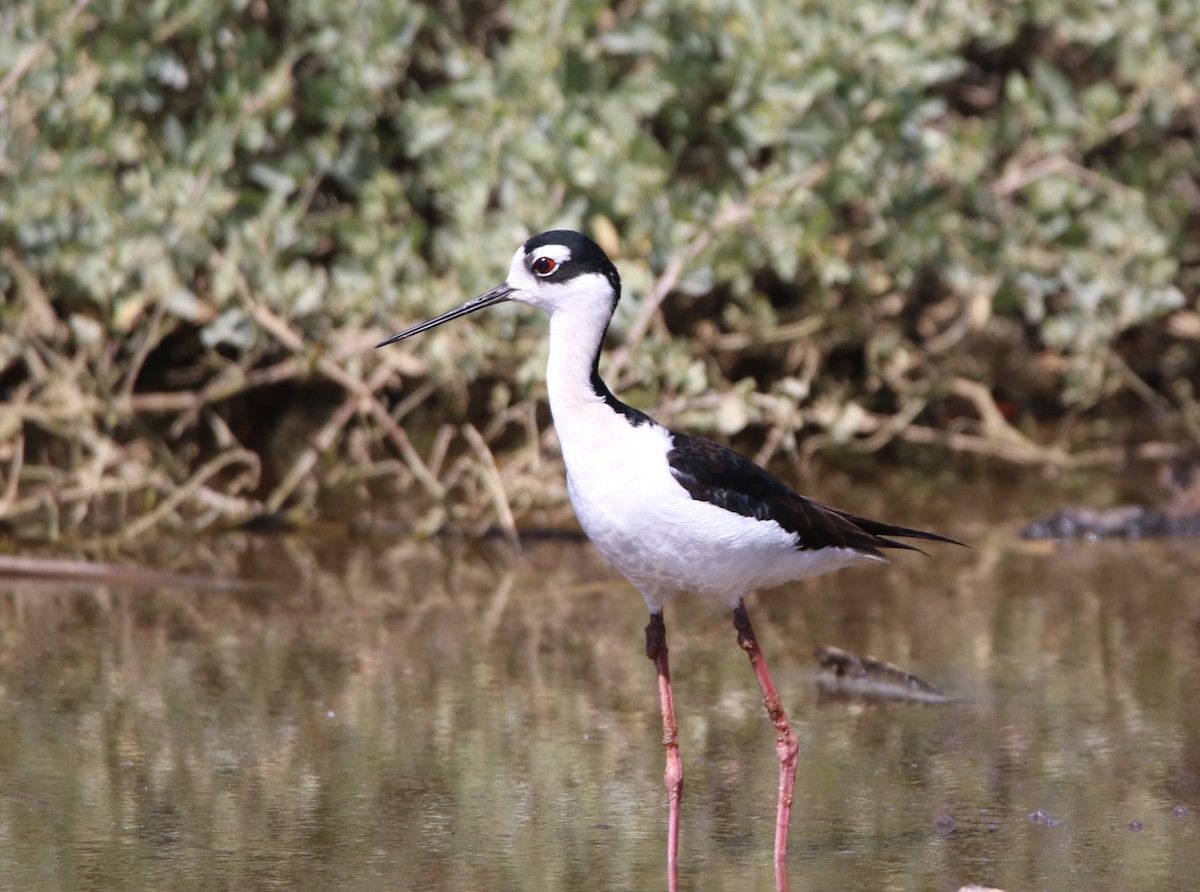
[560,416,880,611]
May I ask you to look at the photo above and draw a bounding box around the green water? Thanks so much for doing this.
[1,485,1198,890]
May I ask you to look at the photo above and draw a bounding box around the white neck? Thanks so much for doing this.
[545,303,610,422]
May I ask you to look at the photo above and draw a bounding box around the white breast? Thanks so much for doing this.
[555,406,881,612]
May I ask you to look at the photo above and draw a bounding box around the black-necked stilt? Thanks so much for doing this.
[377,230,963,892]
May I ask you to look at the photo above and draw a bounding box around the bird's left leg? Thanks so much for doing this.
[646,611,682,892]
[733,600,798,892]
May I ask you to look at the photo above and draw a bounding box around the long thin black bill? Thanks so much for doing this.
[375,283,516,348]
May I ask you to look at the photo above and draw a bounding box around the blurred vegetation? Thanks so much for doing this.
[2,0,1199,543]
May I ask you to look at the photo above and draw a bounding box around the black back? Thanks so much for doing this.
[667,432,962,555]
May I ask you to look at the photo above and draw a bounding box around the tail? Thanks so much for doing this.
[823,506,968,555]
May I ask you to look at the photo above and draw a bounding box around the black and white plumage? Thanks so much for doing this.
[377,229,962,891]
[381,229,955,609]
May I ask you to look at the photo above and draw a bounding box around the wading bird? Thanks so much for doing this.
[377,230,962,891]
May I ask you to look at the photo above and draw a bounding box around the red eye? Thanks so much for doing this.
[532,256,556,276]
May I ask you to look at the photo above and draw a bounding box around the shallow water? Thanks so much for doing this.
[1,479,1198,891]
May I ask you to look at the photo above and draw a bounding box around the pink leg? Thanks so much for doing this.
[645,612,682,892]
[734,601,797,892]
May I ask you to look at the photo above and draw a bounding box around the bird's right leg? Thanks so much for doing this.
[734,601,797,892]
[645,611,682,892]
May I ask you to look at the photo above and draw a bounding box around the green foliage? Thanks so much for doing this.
[2,0,1199,534]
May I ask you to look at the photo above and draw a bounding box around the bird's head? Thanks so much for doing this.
[375,230,621,348]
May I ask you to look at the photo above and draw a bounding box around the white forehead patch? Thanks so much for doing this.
[528,243,573,266]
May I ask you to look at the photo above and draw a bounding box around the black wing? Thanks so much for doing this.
[666,432,964,556]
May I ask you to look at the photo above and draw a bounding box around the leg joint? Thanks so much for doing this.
[645,612,668,661]
[732,602,756,650]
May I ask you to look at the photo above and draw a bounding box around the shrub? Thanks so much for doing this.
[2,0,1197,539]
